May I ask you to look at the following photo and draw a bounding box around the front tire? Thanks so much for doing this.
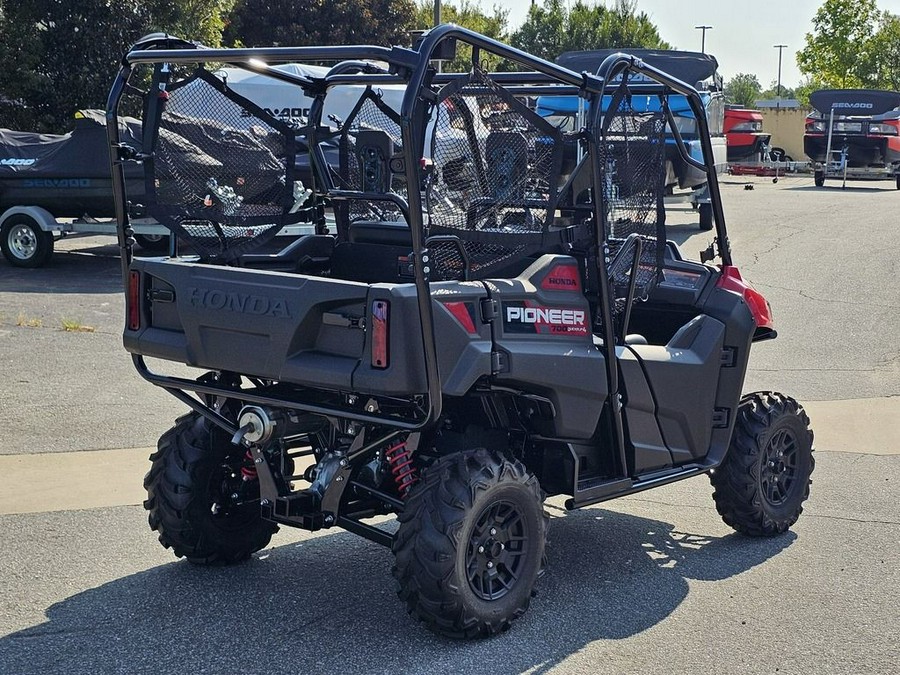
[814,170,825,187]
[393,448,548,638]
[143,413,278,564]
[1,215,54,268]
[710,392,814,536]
[135,233,170,252]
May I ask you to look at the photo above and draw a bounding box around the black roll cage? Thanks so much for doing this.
[106,25,731,459]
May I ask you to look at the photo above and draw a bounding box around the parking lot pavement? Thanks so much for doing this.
[0,451,896,675]
[0,175,898,673]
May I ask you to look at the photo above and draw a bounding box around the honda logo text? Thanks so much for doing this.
[188,287,290,318]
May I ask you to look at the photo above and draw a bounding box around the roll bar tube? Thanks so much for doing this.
[591,52,732,266]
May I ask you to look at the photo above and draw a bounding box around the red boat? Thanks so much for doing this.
[724,106,770,162]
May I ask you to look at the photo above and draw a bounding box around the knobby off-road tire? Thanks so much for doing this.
[143,413,278,565]
[710,392,814,536]
[393,448,548,639]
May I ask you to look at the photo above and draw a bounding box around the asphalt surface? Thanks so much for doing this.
[1,175,898,673]
[0,452,896,675]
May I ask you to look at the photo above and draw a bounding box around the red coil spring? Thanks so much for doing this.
[241,449,258,481]
[385,441,417,497]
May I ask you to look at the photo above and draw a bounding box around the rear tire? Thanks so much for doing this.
[143,413,278,564]
[393,448,548,638]
[1,215,54,268]
[698,202,713,231]
[814,170,825,187]
[710,392,814,536]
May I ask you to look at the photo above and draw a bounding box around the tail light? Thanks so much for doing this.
[127,271,142,331]
[371,300,389,369]
[805,119,826,133]
[729,121,763,132]
[868,122,899,136]
[716,266,776,341]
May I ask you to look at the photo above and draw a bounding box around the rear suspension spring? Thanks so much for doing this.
[240,449,258,481]
[385,440,417,497]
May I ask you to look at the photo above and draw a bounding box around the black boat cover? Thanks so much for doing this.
[557,49,719,86]
[0,109,142,178]
[809,89,900,117]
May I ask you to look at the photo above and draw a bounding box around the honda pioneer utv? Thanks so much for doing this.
[107,26,814,638]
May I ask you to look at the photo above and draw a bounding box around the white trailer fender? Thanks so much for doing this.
[0,205,61,232]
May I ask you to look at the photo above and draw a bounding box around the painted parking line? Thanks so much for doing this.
[0,447,151,516]
[1,397,896,516]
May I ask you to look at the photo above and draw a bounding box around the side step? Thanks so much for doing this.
[565,462,714,510]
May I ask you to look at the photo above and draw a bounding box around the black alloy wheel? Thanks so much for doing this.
[466,500,528,601]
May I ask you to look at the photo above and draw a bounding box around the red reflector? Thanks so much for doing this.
[127,271,141,331]
[716,266,774,331]
[371,300,389,369]
[443,301,478,334]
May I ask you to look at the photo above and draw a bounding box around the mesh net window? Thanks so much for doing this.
[427,69,564,279]
[336,90,407,234]
[596,97,667,311]
[145,69,302,261]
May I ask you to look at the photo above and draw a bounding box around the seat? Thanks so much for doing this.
[347,220,412,247]
[240,234,334,273]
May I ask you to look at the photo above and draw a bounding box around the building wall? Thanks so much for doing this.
[759,107,810,160]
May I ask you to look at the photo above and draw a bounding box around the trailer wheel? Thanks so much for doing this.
[143,413,279,565]
[1,215,54,268]
[814,170,825,187]
[135,233,170,252]
[710,392,814,536]
[393,448,548,638]
[698,202,713,231]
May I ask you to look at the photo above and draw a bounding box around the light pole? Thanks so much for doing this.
[774,44,787,100]
[695,25,712,53]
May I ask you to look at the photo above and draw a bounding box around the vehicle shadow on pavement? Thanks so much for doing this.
[0,246,123,293]
[782,184,893,193]
[663,223,706,249]
[0,508,794,675]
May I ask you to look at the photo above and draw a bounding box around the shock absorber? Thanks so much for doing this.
[240,449,257,481]
[385,440,417,497]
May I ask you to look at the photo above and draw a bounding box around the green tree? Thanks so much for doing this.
[724,73,762,107]
[0,0,235,133]
[511,0,670,63]
[870,12,900,90]
[794,76,823,107]
[411,1,509,72]
[796,0,881,88]
[759,79,796,101]
[224,0,415,48]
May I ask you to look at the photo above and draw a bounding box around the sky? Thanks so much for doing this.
[488,0,900,88]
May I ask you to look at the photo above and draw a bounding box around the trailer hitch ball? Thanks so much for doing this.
[233,406,278,445]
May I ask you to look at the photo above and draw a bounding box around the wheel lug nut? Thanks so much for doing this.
[490,528,497,536]
[477,545,485,554]
[487,561,494,568]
